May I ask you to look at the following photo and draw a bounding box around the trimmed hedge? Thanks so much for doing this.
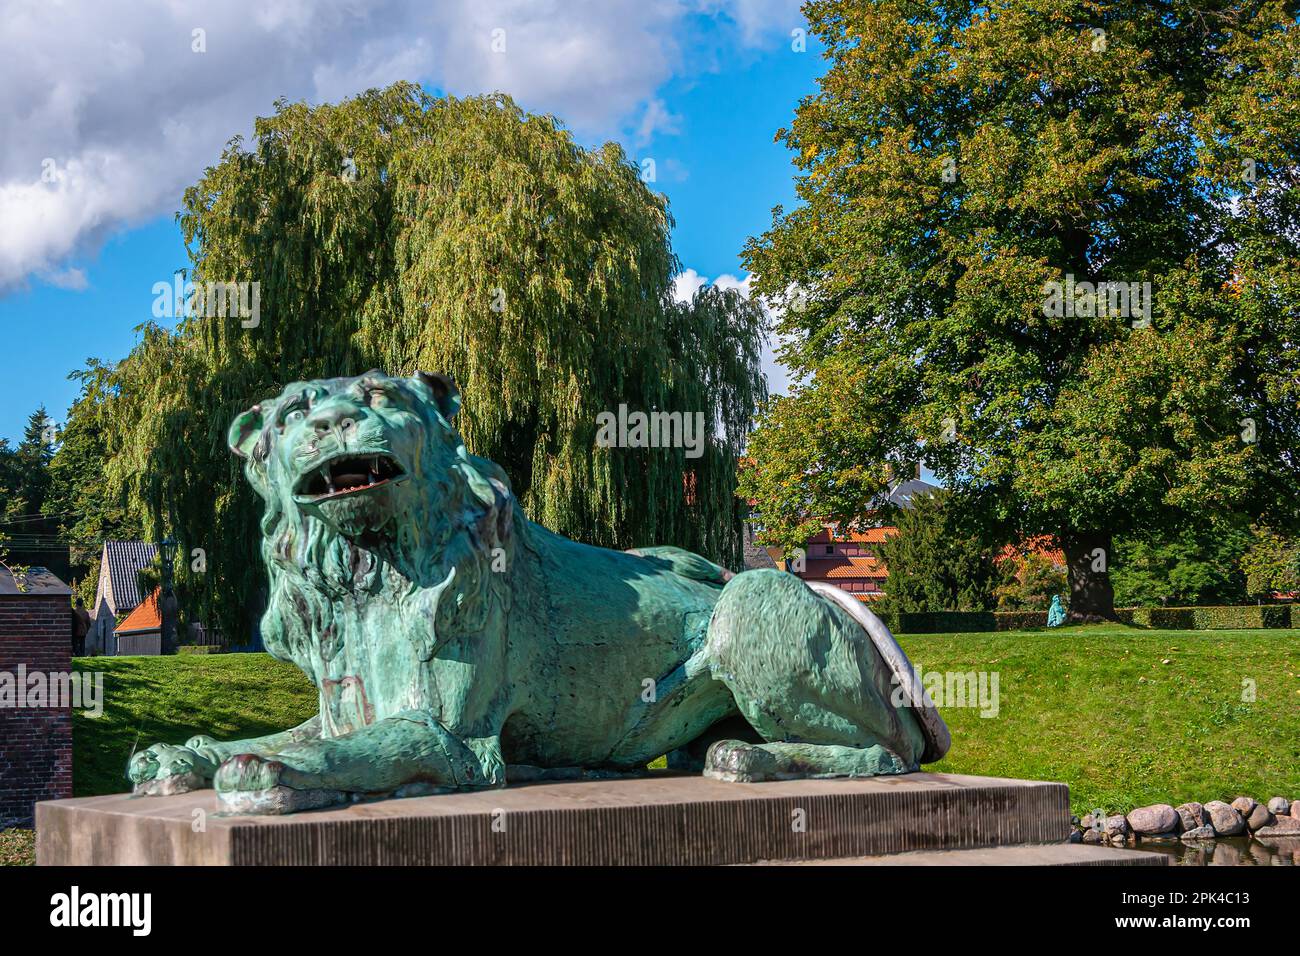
[871,603,1295,633]
[1115,604,1294,630]
[873,609,1048,633]
[990,611,1052,631]
[176,645,223,655]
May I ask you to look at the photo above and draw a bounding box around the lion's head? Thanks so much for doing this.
[228,371,520,671]
[228,370,465,544]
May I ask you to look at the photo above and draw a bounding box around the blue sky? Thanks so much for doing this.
[0,2,821,443]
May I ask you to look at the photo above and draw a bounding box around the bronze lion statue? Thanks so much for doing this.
[129,371,947,813]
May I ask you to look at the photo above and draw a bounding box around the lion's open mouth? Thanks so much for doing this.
[295,453,406,502]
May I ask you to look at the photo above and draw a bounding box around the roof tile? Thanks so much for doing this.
[116,586,161,634]
[101,539,158,614]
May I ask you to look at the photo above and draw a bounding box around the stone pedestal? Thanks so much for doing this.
[35,771,1161,866]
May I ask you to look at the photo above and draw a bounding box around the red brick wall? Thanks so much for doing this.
[0,594,73,827]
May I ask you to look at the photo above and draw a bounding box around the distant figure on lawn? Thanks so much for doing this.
[71,598,91,656]
[1047,595,1066,628]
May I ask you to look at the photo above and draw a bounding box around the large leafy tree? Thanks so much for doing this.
[1239,524,1300,598]
[0,439,16,559]
[740,0,1300,618]
[98,84,766,638]
[1110,521,1252,607]
[6,407,54,519]
[44,361,138,603]
[0,408,66,578]
[994,551,1067,611]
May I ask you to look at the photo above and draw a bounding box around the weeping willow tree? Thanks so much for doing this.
[99,83,766,639]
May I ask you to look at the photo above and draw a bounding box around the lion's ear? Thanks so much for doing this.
[228,405,265,459]
[414,371,461,421]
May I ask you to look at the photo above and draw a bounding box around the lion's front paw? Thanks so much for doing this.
[129,743,217,796]
[214,753,348,815]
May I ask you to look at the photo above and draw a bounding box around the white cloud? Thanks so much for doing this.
[710,272,754,298]
[634,98,684,146]
[0,0,801,294]
[672,268,709,304]
[672,268,754,304]
[40,267,89,291]
[699,0,807,46]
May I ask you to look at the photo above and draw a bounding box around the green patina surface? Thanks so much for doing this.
[129,372,939,813]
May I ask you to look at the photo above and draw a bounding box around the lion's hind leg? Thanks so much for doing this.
[703,740,910,782]
[704,569,928,782]
[603,645,738,769]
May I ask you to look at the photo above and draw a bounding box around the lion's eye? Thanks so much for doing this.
[368,389,390,408]
[286,409,306,425]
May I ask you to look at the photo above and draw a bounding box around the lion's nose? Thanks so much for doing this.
[308,405,362,436]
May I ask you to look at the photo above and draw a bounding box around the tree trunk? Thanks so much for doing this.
[1060,530,1117,622]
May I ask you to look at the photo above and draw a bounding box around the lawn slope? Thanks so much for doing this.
[900,625,1300,814]
[72,653,317,797]
[67,628,1300,816]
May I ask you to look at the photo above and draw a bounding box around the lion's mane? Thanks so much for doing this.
[241,379,524,694]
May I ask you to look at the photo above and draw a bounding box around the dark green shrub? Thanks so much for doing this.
[878,604,1294,632]
[1116,604,1295,629]
[877,610,1047,633]
[993,611,1050,630]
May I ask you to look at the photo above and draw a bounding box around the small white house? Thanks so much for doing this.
[90,540,157,655]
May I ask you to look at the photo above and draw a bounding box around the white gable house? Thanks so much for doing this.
[90,540,157,655]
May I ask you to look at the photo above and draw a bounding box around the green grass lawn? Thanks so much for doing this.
[899,624,1300,815]
[1,628,1290,866]
[71,630,1300,813]
[71,653,317,797]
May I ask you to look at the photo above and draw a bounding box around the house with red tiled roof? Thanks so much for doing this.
[794,475,941,602]
[794,525,897,602]
[998,534,1066,568]
[749,475,942,602]
[751,466,1070,605]
[89,539,157,655]
[114,586,163,655]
